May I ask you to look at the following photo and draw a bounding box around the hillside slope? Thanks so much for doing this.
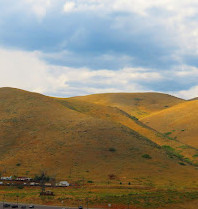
[141,100,198,149]
[72,93,184,118]
[56,97,198,164]
[190,97,198,101]
[0,87,197,186]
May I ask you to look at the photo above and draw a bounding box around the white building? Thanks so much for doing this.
[1,176,12,180]
[56,181,70,187]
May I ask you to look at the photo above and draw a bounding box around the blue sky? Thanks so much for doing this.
[0,0,198,99]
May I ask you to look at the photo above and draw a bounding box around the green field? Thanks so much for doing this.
[1,185,198,209]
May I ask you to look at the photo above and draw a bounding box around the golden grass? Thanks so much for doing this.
[141,100,198,148]
[71,92,184,118]
[0,87,198,190]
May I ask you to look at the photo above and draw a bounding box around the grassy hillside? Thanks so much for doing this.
[141,100,198,149]
[72,92,184,118]
[56,97,198,165]
[0,87,198,187]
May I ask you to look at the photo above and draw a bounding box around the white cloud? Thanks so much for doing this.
[174,65,198,77]
[0,47,197,98]
[61,0,198,57]
[0,48,162,97]
[174,85,198,99]
[23,0,52,18]
[63,1,76,13]
[0,48,66,94]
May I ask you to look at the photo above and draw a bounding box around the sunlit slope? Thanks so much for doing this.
[72,93,184,118]
[141,100,198,148]
[0,87,198,186]
[57,98,198,164]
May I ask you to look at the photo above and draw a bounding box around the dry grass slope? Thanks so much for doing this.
[56,97,198,165]
[0,88,198,188]
[141,100,198,149]
[72,92,184,118]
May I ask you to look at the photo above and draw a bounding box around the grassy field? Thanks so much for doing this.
[1,185,198,209]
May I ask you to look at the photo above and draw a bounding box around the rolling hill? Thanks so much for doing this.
[141,100,198,149]
[71,92,184,118]
[0,87,198,187]
[190,97,198,101]
[56,97,198,165]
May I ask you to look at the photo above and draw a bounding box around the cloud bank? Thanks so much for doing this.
[0,0,198,98]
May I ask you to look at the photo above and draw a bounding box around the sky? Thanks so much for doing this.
[0,0,198,99]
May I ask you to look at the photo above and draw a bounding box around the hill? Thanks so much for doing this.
[0,87,197,187]
[190,97,198,101]
[141,100,198,149]
[56,97,198,165]
[72,92,184,118]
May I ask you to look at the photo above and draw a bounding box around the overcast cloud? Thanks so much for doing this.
[0,0,198,99]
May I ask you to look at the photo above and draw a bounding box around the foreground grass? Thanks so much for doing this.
[1,185,198,208]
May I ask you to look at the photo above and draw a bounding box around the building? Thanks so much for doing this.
[16,177,32,181]
[56,181,70,187]
[1,176,12,180]
[45,183,52,187]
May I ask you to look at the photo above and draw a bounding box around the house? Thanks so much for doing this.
[56,181,70,187]
[1,176,12,180]
[16,177,32,181]
[45,183,52,187]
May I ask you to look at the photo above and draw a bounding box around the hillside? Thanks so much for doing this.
[56,97,198,164]
[190,97,198,101]
[141,100,198,149]
[72,92,184,118]
[0,87,198,187]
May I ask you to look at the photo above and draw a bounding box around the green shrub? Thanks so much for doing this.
[164,132,172,136]
[109,147,116,152]
[17,185,24,189]
[142,154,152,159]
[179,162,186,166]
[193,153,198,158]
[162,145,175,152]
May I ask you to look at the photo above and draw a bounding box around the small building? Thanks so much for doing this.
[45,183,52,187]
[30,182,36,186]
[16,177,32,181]
[1,176,12,180]
[56,181,70,187]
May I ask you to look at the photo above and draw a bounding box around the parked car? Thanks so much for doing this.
[29,205,34,208]
[11,205,18,208]
[78,206,83,209]
[3,204,11,208]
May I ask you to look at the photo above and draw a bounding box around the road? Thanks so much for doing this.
[0,202,88,209]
